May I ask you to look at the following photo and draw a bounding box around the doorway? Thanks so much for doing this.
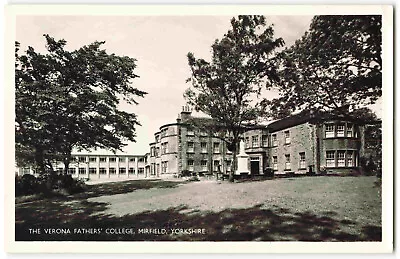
[250,157,260,175]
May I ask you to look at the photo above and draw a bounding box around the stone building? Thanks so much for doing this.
[16,108,379,179]
[146,106,233,178]
[244,111,376,175]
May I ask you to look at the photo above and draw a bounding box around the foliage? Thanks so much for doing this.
[15,174,38,196]
[185,15,284,181]
[265,15,382,118]
[351,108,382,176]
[15,173,87,197]
[15,35,146,174]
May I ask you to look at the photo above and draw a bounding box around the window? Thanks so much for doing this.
[347,124,353,137]
[200,142,207,152]
[187,142,194,152]
[129,157,136,162]
[156,147,160,157]
[245,137,250,148]
[262,135,268,147]
[119,157,127,162]
[119,168,126,174]
[99,168,107,174]
[138,157,145,163]
[138,168,144,174]
[226,160,232,167]
[162,142,168,154]
[326,151,335,167]
[109,168,116,174]
[128,168,135,174]
[155,135,160,143]
[89,168,96,174]
[347,151,354,167]
[109,157,116,163]
[325,124,335,138]
[188,159,194,170]
[272,134,277,146]
[252,136,259,148]
[99,157,106,162]
[79,168,86,175]
[213,160,220,171]
[299,152,306,169]
[68,168,76,175]
[150,147,155,157]
[213,142,220,153]
[201,160,207,167]
[337,124,345,137]
[337,151,345,167]
[161,161,168,173]
[285,154,291,170]
[89,157,97,162]
[78,156,86,162]
[273,156,278,170]
[284,131,291,144]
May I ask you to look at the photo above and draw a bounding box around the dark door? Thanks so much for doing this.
[250,161,259,175]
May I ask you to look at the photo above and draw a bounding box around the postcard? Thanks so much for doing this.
[4,4,393,254]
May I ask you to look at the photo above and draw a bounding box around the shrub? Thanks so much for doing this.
[180,170,192,177]
[51,174,87,195]
[15,174,38,196]
[15,173,87,196]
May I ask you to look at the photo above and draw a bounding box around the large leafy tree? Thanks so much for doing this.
[265,15,382,119]
[185,15,284,181]
[15,35,146,175]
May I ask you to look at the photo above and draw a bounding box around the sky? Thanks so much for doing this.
[15,15,381,155]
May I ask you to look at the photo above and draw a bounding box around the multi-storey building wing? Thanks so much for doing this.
[16,107,380,179]
[244,111,376,176]
[17,152,148,180]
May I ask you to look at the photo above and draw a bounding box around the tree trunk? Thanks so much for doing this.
[228,133,240,182]
[35,148,47,175]
[63,153,72,175]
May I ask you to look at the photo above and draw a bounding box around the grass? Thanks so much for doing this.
[15,176,381,241]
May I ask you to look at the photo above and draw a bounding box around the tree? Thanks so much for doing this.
[351,108,382,177]
[265,15,382,119]
[185,15,284,182]
[15,35,146,175]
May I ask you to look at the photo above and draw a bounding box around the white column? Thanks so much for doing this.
[236,140,250,175]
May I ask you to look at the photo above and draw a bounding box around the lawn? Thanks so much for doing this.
[15,176,382,241]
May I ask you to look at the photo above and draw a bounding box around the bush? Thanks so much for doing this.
[15,173,87,196]
[15,174,38,196]
[180,170,192,177]
[186,175,200,182]
[51,174,87,195]
[263,167,274,177]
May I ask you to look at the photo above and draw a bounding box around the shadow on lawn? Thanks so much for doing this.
[81,179,186,199]
[15,199,381,241]
[15,179,187,204]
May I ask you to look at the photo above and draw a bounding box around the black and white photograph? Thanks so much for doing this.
[4,4,393,253]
